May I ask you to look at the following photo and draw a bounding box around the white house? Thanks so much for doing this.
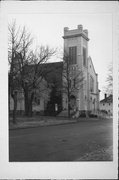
[100,94,113,117]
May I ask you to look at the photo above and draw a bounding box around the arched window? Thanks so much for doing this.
[90,76,94,92]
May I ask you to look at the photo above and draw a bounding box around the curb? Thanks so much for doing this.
[9,120,78,130]
[9,118,112,130]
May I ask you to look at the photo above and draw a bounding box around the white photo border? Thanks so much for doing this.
[0,1,118,179]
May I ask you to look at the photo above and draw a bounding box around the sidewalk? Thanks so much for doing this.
[9,116,77,130]
[9,116,111,130]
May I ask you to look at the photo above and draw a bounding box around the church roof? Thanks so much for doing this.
[25,61,63,89]
[39,61,63,88]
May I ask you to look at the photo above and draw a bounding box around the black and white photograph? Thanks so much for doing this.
[0,1,118,179]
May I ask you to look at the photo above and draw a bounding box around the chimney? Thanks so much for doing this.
[105,93,107,99]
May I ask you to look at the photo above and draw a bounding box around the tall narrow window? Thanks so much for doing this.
[90,76,94,92]
[83,47,86,66]
[69,46,77,64]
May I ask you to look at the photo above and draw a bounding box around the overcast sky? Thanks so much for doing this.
[8,2,113,100]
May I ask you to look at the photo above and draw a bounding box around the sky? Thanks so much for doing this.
[8,3,113,100]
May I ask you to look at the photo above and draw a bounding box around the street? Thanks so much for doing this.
[9,119,113,161]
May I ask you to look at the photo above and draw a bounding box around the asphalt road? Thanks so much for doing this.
[9,119,113,161]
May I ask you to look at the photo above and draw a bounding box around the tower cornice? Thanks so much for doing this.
[62,33,90,41]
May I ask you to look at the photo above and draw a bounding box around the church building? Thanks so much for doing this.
[9,25,100,117]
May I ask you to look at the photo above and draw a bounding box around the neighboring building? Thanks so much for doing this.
[62,25,100,116]
[100,94,113,117]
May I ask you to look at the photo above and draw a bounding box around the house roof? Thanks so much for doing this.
[100,95,113,103]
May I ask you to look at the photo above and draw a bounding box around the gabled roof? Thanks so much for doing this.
[88,56,97,76]
[100,95,113,103]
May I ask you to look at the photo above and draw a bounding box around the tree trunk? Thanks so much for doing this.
[28,100,33,117]
[68,103,70,118]
[12,92,17,124]
[28,92,34,117]
[24,91,29,116]
[9,86,10,119]
[24,90,34,117]
[67,81,70,118]
[67,91,70,118]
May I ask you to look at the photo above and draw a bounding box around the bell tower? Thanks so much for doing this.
[62,25,90,113]
[63,24,89,69]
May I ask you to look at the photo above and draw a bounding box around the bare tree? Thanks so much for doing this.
[103,62,113,96]
[62,52,84,118]
[106,63,113,94]
[8,21,33,123]
[8,21,56,119]
[19,46,56,116]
